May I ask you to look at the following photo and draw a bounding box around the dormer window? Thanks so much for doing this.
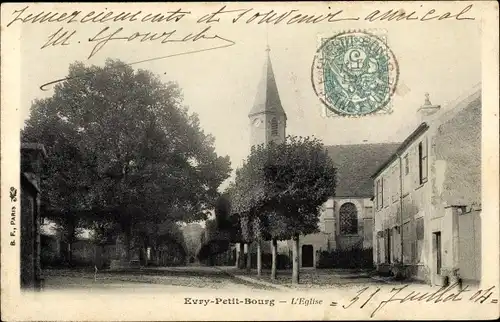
[271,117,278,136]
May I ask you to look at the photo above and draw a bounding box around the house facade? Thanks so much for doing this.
[372,87,481,285]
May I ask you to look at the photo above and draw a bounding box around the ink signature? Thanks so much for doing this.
[338,283,497,318]
[39,25,235,91]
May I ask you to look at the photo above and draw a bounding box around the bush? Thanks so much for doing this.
[317,248,374,269]
[41,247,65,268]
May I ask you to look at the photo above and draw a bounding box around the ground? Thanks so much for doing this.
[41,266,390,292]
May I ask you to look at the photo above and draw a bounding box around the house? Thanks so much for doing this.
[20,143,47,290]
[245,46,401,268]
[372,86,481,285]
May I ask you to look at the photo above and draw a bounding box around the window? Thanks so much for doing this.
[391,167,399,203]
[271,117,278,136]
[339,202,358,235]
[418,140,428,184]
[376,235,381,263]
[380,178,389,207]
[402,222,411,264]
[415,217,424,264]
[404,154,409,175]
[376,179,383,210]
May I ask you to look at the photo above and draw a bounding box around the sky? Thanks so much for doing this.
[14,3,481,192]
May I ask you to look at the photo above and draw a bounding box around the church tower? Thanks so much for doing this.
[249,46,287,148]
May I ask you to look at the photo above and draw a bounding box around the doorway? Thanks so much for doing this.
[386,229,392,263]
[434,232,442,275]
[301,245,314,267]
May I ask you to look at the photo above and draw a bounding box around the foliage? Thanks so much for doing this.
[197,218,230,260]
[88,220,120,246]
[229,135,337,241]
[214,193,232,231]
[155,220,187,252]
[22,59,232,251]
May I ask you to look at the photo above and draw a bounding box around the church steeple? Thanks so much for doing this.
[248,46,287,148]
[248,47,287,119]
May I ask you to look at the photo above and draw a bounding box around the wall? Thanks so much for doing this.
[428,95,481,283]
[458,209,481,282]
[21,179,39,288]
[286,232,329,268]
[431,96,481,208]
[373,130,432,282]
[280,196,373,268]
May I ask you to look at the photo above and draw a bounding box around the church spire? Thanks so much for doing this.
[248,46,286,119]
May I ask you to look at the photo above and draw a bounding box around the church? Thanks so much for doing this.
[245,47,400,268]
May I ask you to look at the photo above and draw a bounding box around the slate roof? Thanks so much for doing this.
[249,49,287,118]
[325,143,401,198]
[371,123,429,179]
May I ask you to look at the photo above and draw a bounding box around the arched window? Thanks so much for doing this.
[339,202,358,235]
[271,117,278,136]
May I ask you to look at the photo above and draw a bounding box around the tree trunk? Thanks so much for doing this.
[67,242,73,267]
[65,217,76,267]
[246,242,252,272]
[238,243,244,269]
[235,245,240,268]
[94,244,104,269]
[256,240,262,276]
[292,235,300,284]
[142,238,149,267]
[124,229,131,262]
[271,239,277,280]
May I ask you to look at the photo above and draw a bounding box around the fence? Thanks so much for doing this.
[317,247,374,269]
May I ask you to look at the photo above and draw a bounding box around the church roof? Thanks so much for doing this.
[249,48,287,118]
[325,143,401,198]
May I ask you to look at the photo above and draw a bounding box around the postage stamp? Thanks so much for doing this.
[312,30,399,117]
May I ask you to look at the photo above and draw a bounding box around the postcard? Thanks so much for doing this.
[1,1,499,321]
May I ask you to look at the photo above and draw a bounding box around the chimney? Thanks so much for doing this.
[417,93,441,122]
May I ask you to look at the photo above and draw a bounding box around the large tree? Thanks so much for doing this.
[22,59,231,262]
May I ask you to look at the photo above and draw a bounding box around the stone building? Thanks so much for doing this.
[292,143,400,268]
[244,47,400,268]
[372,86,481,285]
[21,143,47,289]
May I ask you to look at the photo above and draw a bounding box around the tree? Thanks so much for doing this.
[213,192,246,267]
[22,59,232,262]
[230,151,268,273]
[230,136,336,283]
[263,136,336,283]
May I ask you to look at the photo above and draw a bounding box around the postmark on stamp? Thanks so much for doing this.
[311,30,399,117]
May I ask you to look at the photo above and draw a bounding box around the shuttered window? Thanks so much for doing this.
[418,139,428,184]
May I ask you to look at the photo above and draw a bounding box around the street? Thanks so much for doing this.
[41,266,389,292]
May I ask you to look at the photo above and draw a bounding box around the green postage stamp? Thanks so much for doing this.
[312,30,399,117]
